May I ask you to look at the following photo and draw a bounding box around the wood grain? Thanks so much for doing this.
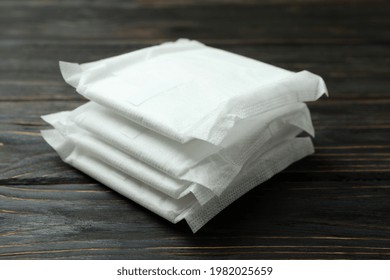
[0,0,389,259]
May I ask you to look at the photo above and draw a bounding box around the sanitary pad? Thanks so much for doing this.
[59,39,327,145]
[41,39,327,232]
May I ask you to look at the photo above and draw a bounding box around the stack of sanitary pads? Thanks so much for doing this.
[41,39,327,232]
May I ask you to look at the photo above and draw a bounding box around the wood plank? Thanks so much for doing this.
[1,177,390,259]
[0,3,389,44]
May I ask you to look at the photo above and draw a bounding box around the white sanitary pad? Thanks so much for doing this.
[42,101,313,197]
[59,39,327,145]
[41,39,327,232]
[41,127,313,232]
[42,112,307,205]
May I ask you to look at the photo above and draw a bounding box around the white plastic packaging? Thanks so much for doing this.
[42,101,313,196]
[43,115,305,205]
[41,38,328,232]
[59,39,327,145]
[41,127,314,232]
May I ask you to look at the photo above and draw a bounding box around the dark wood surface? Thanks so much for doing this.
[1,0,390,259]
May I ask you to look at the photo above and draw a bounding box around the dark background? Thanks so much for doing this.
[1,0,390,259]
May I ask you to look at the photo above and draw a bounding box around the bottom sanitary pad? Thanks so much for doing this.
[42,128,313,232]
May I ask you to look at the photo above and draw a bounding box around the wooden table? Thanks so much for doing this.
[1,0,389,259]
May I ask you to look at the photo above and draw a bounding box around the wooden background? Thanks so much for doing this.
[1,0,390,259]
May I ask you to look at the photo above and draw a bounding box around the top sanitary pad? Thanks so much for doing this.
[59,39,327,145]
